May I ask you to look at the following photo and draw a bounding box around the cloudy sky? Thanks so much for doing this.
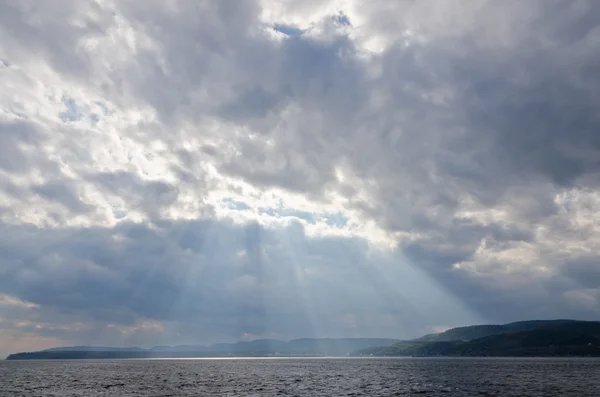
[1,0,600,356]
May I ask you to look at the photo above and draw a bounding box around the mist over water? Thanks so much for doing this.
[2,358,599,396]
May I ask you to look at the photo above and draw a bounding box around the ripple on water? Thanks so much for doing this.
[1,358,600,396]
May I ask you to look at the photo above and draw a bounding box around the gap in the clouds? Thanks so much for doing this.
[331,13,351,27]
[223,198,251,211]
[260,207,315,224]
[218,196,349,230]
[59,97,83,122]
[58,96,110,126]
[273,24,304,37]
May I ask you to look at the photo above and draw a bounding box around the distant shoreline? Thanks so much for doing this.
[7,355,600,361]
[7,320,600,360]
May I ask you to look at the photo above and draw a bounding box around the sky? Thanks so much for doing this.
[1,0,600,357]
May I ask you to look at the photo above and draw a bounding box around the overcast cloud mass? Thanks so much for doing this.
[1,0,600,357]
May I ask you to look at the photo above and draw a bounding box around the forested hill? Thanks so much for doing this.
[358,320,600,357]
[415,320,579,342]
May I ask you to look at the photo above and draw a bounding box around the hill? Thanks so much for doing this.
[357,320,600,357]
[415,320,579,342]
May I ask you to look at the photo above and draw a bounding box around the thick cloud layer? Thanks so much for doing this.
[1,0,600,356]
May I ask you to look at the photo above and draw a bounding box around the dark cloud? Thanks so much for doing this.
[0,120,49,173]
[559,257,600,290]
[0,219,476,348]
[31,181,92,214]
[90,172,179,217]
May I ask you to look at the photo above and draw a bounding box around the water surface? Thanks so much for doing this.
[2,357,599,396]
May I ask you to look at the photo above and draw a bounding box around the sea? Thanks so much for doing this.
[1,357,599,396]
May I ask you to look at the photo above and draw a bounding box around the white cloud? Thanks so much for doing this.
[0,294,38,309]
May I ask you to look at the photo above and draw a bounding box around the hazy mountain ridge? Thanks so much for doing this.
[44,346,146,352]
[6,338,398,360]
